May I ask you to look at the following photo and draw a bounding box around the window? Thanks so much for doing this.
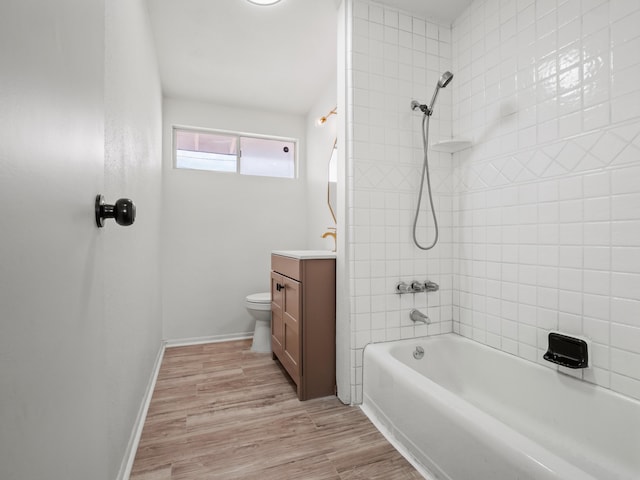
[174,127,296,179]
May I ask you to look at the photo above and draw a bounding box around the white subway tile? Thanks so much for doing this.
[583,246,610,270]
[612,193,640,220]
[583,103,610,132]
[612,272,640,301]
[583,222,609,246]
[583,317,610,344]
[582,3,609,37]
[558,312,583,334]
[353,1,369,20]
[611,373,640,401]
[412,17,426,37]
[583,197,610,221]
[612,220,640,246]
[559,289,583,314]
[368,4,383,24]
[612,37,640,72]
[589,342,610,370]
[384,9,398,28]
[583,366,611,388]
[611,323,640,354]
[611,348,640,381]
[611,298,640,328]
[612,10,640,47]
[583,171,610,197]
[583,293,610,321]
[399,13,412,32]
[537,307,559,330]
[584,269,610,295]
[559,268,582,291]
[612,247,640,274]
[612,166,640,196]
[560,223,584,245]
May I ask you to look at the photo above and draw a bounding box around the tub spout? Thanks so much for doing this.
[410,309,430,324]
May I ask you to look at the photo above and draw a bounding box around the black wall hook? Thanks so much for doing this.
[95,194,136,228]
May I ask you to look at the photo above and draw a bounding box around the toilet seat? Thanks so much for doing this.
[245,292,271,311]
[246,292,270,303]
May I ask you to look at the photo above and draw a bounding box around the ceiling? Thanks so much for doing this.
[146,0,472,116]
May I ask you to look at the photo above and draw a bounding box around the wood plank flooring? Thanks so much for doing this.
[130,339,422,480]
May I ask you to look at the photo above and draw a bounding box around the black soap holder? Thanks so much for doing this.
[543,332,590,369]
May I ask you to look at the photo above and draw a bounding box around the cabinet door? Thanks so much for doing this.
[282,277,302,380]
[270,272,284,357]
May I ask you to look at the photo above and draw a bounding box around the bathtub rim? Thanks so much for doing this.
[363,332,640,408]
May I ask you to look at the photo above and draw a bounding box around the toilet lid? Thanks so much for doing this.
[246,292,271,304]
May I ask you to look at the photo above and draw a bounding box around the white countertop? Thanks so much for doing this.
[272,250,336,260]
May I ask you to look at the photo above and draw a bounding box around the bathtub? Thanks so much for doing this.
[361,333,640,480]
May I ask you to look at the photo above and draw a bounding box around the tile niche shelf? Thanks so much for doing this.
[430,139,473,153]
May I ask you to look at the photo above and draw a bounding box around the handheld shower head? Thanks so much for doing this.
[438,71,454,88]
[427,70,453,115]
[411,71,454,116]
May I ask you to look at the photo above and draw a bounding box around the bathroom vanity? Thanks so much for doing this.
[270,251,336,400]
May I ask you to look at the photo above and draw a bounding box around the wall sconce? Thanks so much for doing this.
[316,107,337,126]
[95,194,136,228]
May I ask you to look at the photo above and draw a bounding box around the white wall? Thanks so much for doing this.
[161,98,309,341]
[305,79,338,250]
[343,0,455,403]
[0,1,108,478]
[0,0,163,478]
[451,0,640,401]
[104,0,164,476]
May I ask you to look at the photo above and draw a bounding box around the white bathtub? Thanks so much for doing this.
[361,333,640,480]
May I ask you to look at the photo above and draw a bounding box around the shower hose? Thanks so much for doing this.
[412,113,439,250]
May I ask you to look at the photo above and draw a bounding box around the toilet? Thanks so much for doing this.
[245,292,272,353]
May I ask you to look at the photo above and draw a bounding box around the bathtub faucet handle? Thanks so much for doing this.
[424,281,439,292]
[396,281,412,294]
[411,281,426,292]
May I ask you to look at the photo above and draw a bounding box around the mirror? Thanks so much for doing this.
[328,139,337,225]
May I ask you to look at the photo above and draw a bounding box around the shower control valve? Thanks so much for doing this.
[396,280,440,294]
[396,281,413,294]
[424,281,439,292]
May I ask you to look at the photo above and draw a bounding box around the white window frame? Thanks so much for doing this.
[172,125,298,179]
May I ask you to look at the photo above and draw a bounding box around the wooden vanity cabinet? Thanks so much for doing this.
[271,254,336,401]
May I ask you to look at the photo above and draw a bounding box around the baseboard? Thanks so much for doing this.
[116,340,166,480]
[164,332,253,348]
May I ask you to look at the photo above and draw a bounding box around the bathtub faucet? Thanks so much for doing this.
[410,309,430,324]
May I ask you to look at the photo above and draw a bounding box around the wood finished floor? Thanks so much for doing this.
[130,339,422,480]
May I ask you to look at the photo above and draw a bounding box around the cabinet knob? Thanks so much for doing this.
[276,283,285,291]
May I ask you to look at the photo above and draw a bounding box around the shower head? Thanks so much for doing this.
[411,71,454,116]
[438,71,454,88]
[427,70,454,115]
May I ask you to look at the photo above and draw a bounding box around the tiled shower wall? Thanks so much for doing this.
[345,0,640,404]
[451,0,640,400]
[346,0,455,403]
